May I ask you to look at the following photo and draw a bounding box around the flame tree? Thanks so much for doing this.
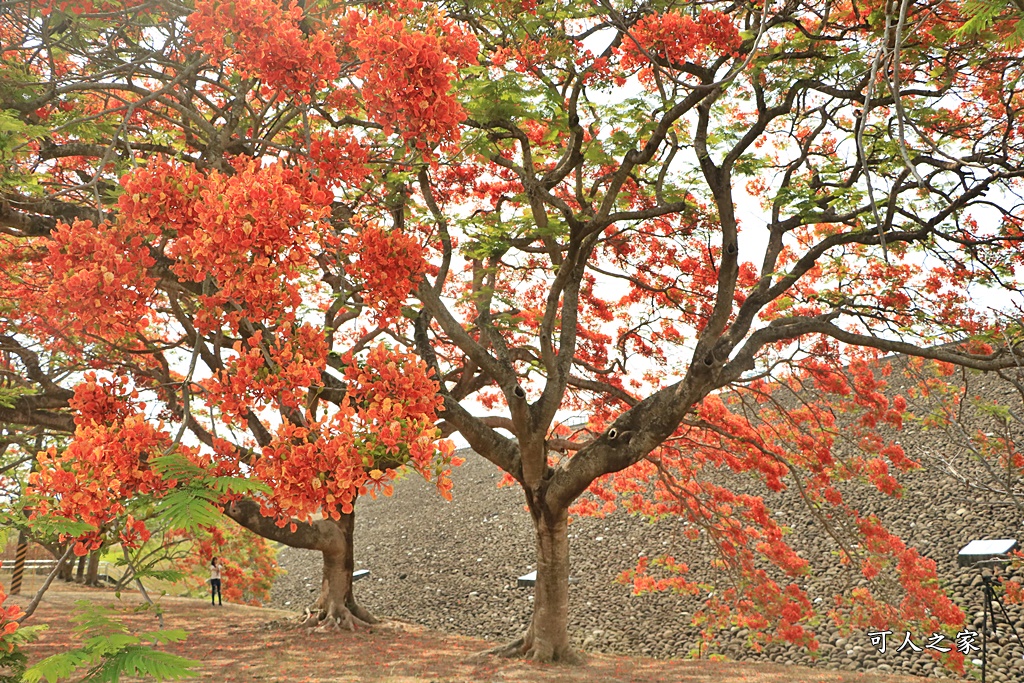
[5,0,1024,665]
[404,0,1024,663]
[0,0,464,629]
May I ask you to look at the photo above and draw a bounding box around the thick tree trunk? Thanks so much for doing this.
[496,503,580,663]
[57,546,73,582]
[301,512,378,631]
[225,499,377,631]
[75,555,86,582]
[85,550,100,586]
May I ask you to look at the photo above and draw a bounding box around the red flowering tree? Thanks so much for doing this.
[5,0,1024,667]
[0,0,467,629]
[169,523,280,606]
[398,0,1024,664]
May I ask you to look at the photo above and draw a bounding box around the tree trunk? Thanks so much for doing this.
[57,546,73,582]
[297,512,378,631]
[498,503,580,663]
[85,550,100,586]
[224,498,377,631]
[75,555,86,582]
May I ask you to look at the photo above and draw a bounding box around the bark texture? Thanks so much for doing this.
[490,500,581,663]
[85,550,100,587]
[522,506,578,662]
[57,548,73,582]
[302,512,378,630]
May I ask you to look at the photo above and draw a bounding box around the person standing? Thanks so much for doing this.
[209,557,223,606]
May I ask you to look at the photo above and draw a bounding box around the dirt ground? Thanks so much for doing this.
[16,586,936,683]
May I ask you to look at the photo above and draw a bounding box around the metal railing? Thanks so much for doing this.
[0,559,56,573]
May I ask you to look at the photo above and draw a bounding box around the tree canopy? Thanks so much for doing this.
[4,0,1024,666]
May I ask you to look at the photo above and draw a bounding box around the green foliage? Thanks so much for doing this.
[957,0,1024,45]
[150,454,270,533]
[463,72,539,122]
[0,109,47,158]
[23,601,196,683]
[149,489,224,535]
[0,385,35,410]
[24,516,97,540]
[0,625,46,683]
[975,397,1015,422]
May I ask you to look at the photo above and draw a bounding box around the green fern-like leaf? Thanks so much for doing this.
[956,0,1024,44]
[150,453,270,532]
[81,634,141,656]
[70,602,129,639]
[0,624,45,683]
[209,476,271,496]
[29,517,97,538]
[152,489,223,533]
[0,385,35,409]
[958,0,1004,35]
[85,646,197,683]
[1009,16,1024,45]
[149,453,205,481]
[23,650,97,683]
[135,630,188,645]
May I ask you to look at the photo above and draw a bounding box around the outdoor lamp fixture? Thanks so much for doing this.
[957,539,1023,683]
[958,539,1019,568]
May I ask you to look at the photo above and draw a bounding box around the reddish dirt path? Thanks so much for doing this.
[18,587,932,683]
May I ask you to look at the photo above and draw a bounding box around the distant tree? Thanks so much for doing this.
[166,522,279,605]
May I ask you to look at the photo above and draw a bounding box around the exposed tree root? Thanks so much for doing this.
[300,598,377,632]
[346,600,379,625]
[525,643,583,665]
[477,635,525,659]
[474,630,583,664]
